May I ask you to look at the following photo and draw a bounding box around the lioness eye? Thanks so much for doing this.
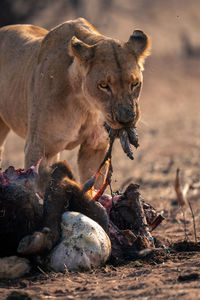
[98,82,111,92]
[131,82,139,91]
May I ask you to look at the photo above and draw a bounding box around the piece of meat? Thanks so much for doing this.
[0,161,40,191]
[126,127,139,148]
[119,129,134,160]
[0,159,164,260]
[104,123,139,160]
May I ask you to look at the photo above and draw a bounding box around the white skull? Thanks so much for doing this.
[48,211,111,272]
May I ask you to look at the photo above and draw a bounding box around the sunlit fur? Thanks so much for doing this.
[0,18,150,192]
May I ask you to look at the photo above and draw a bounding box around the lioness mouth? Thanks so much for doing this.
[104,123,139,160]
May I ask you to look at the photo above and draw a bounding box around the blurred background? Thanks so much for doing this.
[1,0,200,201]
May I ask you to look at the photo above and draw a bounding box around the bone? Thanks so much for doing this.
[17,228,52,255]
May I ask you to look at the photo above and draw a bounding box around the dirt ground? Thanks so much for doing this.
[1,0,200,299]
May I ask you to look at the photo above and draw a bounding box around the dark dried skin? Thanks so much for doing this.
[109,183,154,250]
[123,184,149,231]
[0,183,42,256]
[104,123,139,160]
[119,129,134,160]
[106,183,162,261]
[126,128,139,148]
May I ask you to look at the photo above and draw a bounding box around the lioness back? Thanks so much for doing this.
[0,25,48,137]
[0,18,101,138]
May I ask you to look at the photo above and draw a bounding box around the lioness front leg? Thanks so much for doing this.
[25,140,60,194]
[78,138,109,188]
[0,117,10,165]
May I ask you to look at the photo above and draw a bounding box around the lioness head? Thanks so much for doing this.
[70,30,151,129]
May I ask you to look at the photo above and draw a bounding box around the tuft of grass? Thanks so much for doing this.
[174,168,197,243]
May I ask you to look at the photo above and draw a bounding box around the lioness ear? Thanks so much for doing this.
[70,36,95,62]
[126,30,151,69]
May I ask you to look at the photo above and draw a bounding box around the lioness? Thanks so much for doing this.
[0,18,150,192]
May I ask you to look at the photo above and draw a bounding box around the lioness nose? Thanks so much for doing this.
[117,108,135,125]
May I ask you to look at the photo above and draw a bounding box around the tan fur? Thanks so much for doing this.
[0,256,30,279]
[0,18,150,192]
